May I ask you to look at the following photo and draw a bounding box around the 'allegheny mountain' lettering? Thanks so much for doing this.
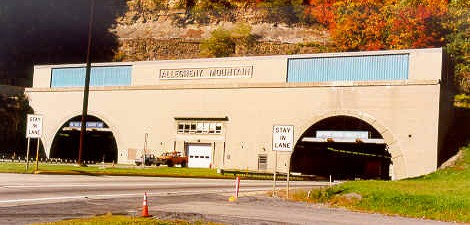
[160,66,253,80]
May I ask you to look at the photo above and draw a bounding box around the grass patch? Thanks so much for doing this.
[32,213,223,225]
[0,163,229,179]
[294,145,470,223]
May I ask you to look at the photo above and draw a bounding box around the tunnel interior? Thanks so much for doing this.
[50,115,118,163]
[291,116,392,180]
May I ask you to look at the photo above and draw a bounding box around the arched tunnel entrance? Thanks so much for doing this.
[50,115,118,163]
[291,116,392,180]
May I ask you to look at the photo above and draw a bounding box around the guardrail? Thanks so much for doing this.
[220,169,321,181]
[0,157,98,164]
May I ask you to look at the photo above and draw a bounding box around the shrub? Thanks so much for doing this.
[200,23,257,57]
[200,27,235,57]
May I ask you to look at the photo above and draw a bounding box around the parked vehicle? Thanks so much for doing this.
[156,151,188,167]
[134,154,158,166]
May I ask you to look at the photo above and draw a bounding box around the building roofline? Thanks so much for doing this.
[34,48,442,69]
[25,79,440,93]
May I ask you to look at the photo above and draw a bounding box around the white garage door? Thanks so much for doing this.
[188,144,212,168]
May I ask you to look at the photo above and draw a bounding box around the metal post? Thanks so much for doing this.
[234,176,240,199]
[272,150,278,197]
[143,133,148,168]
[25,138,30,170]
[78,0,95,166]
[35,138,40,171]
[286,152,292,199]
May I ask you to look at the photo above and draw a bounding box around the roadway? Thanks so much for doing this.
[0,173,459,225]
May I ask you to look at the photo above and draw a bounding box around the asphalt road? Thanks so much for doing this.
[0,173,460,225]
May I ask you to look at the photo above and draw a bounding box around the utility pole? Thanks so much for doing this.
[78,0,95,166]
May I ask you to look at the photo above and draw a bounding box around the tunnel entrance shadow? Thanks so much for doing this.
[292,116,391,180]
[50,115,117,163]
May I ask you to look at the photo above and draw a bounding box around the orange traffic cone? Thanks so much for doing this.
[141,192,150,217]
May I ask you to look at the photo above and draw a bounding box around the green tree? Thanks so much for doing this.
[200,27,236,57]
[445,0,470,94]
[190,0,236,24]
[0,92,33,157]
[200,23,257,57]
[256,0,304,24]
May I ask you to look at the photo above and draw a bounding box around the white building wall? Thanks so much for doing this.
[26,48,446,179]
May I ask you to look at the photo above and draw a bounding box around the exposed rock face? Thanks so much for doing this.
[114,20,329,44]
[113,9,330,61]
[115,37,329,61]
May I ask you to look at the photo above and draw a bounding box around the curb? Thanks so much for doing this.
[34,170,84,175]
[32,170,233,179]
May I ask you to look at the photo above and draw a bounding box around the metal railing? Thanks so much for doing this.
[0,156,97,165]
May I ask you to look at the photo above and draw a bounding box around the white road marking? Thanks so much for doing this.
[0,188,269,205]
[2,182,228,188]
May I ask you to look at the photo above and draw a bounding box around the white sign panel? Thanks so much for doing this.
[26,114,43,138]
[316,130,369,139]
[272,125,294,151]
[160,66,253,80]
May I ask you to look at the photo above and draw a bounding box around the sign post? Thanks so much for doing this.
[272,125,294,198]
[142,133,148,168]
[26,114,43,171]
[273,150,277,197]
[25,138,31,170]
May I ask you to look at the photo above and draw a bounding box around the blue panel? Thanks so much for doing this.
[51,66,132,87]
[287,54,409,82]
[51,67,85,87]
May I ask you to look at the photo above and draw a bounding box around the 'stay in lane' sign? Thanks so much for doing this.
[26,114,43,138]
[272,125,294,151]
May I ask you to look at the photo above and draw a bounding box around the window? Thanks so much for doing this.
[215,123,222,134]
[203,122,209,133]
[177,121,223,135]
[51,66,132,88]
[209,123,216,134]
[196,122,204,133]
[190,123,196,133]
[178,124,184,133]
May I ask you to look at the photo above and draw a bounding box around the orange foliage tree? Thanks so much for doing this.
[315,0,449,51]
[303,0,336,26]
[386,0,448,49]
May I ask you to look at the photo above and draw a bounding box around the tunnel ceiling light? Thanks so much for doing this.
[63,127,111,132]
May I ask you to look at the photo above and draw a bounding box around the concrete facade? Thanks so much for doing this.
[25,48,450,180]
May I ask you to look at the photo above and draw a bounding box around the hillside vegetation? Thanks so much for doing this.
[296,145,470,223]
[117,0,469,97]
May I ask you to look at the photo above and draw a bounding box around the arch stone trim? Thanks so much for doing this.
[295,110,407,180]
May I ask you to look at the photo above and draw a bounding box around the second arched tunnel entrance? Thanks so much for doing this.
[291,116,392,180]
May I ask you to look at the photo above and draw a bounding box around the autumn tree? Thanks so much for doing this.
[386,0,448,49]
[329,0,449,51]
[303,0,336,27]
[330,0,387,51]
